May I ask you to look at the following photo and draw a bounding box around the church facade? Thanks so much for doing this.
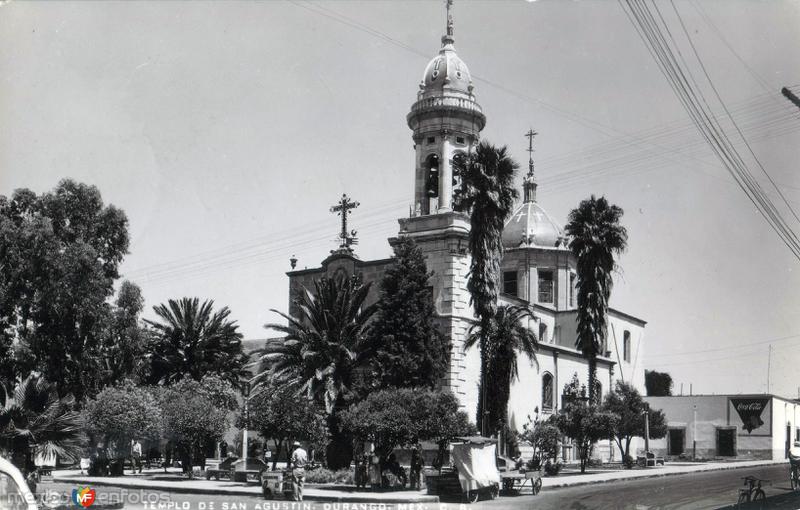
[285,6,646,461]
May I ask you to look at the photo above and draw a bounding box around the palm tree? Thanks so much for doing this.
[144,298,248,387]
[564,195,628,406]
[453,141,519,434]
[464,305,538,436]
[259,275,376,470]
[0,374,83,473]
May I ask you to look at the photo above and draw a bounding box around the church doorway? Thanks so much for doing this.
[668,428,685,456]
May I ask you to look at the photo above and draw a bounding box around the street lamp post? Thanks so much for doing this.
[644,404,650,454]
[242,381,251,461]
[693,404,698,460]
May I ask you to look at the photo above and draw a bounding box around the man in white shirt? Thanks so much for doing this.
[289,441,308,501]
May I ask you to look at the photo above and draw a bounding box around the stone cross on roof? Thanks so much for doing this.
[330,193,360,252]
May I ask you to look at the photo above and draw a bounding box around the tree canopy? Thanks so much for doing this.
[144,298,248,387]
[602,381,667,463]
[0,180,130,400]
[339,388,475,462]
[364,237,449,391]
[645,370,673,397]
[246,384,328,470]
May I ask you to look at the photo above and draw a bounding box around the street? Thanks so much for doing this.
[40,464,800,510]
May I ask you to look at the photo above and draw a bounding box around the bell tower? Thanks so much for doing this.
[406,0,486,215]
[393,0,484,412]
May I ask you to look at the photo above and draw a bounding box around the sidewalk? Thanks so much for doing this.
[50,470,438,504]
[540,459,787,488]
[51,459,786,502]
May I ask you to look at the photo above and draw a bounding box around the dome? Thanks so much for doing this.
[502,200,566,249]
[420,37,474,97]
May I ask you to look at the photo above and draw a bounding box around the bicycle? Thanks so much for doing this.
[790,461,800,491]
[737,476,767,505]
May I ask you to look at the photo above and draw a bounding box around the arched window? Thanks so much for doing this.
[452,151,467,211]
[623,330,631,362]
[539,322,548,344]
[424,154,440,198]
[542,373,554,411]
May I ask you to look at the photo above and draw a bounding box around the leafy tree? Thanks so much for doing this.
[521,414,560,464]
[645,370,673,397]
[157,375,237,474]
[260,275,377,470]
[564,195,628,406]
[246,384,328,470]
[601,381,667,464]
[144,298,248,387]
[0,180,129,400]
[84,381,163,472]
[97,281,150,386]
[0,375,83,472]
[364,237,449,391]
[453,142,519,434]
[464,305,537,435]
[556,402,617,473]
[339,388,475,466]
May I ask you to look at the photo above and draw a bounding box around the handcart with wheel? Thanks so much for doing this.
[425,436,501,504]
[500,468,543,495]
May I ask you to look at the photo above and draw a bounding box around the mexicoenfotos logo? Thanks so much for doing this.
[71,487,96,507]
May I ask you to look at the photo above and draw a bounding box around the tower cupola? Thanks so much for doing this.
[407,0,486,216]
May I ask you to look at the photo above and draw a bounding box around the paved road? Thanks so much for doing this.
[39,464,800,510]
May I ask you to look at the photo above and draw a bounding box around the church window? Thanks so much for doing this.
[569,272,576,307]
[425,154,440,198]
[538,270,554,304]
[503,270,518,297]
[542,373,554,411]
[623,330,631,362]
[427,136,436,145]
[539,322,548,343]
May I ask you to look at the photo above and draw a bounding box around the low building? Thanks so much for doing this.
[645,394,800,460]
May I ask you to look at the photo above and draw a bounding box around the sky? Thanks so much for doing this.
[1,0,799,398]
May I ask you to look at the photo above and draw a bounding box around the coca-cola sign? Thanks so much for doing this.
[730,398,770,433]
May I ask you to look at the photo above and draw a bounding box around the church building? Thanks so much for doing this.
[284,3,646,461]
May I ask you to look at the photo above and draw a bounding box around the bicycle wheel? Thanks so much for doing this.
[533,477,543,496]
[752,489,765,502]
[737,491,748,505]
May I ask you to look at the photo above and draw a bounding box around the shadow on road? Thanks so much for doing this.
[715,486,800,509]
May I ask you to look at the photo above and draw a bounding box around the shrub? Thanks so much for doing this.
[303,468,354,485]
[543,459,563,476]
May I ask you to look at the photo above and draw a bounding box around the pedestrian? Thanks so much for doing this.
[132,440,143,474]
[289,441,307,501]
[409,445,423,490]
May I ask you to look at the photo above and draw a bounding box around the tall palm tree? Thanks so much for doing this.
[144,298,248,387]
[453,141,519,434]
[564,195,628,406]
[0,374,83,472]
[464,305,538,435]
[259,275,376,470]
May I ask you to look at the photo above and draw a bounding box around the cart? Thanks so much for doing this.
[500,469,543,495]
[425,436,501,503]
[261,470,295,499]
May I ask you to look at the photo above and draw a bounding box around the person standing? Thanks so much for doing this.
[131,440,143,474]
[409,445,424,490]
[289,441,307,501]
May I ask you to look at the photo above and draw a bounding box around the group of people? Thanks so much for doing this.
[354,445,425,491]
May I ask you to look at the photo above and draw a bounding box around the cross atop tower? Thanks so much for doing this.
[330,193,360,252]
[523,128,538,203]
[446,0,454,38]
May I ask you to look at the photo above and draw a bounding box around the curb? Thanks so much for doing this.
[51,477,440,504]
[542,460,786,489]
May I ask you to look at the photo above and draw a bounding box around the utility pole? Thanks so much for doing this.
[782,87,800,112]
[644,404,651,454]
[692,404,698,460]
[242,381,251,460]
[767,345,772,394]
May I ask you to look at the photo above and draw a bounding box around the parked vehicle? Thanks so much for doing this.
[0,456,38,510]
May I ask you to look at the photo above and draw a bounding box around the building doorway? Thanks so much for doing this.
[717,428,736,457]
[668,428,685,456]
